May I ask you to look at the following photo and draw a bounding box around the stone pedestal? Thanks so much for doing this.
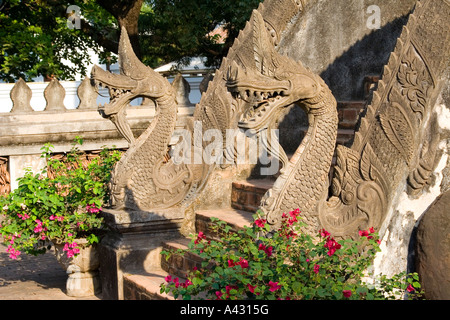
[54,240,102,297]
[98,208,186,300]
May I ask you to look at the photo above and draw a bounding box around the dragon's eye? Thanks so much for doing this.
[276,71,293,79]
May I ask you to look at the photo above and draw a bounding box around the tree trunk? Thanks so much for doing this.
[97,0,144,59]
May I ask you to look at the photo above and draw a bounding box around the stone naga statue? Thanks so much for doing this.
[228,0,449,238]
[90,0,306,213]
[226,9,339,235]
[91,27,194,210]
[91,0,448,241]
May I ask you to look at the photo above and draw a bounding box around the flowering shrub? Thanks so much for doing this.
[160,209,423,300]
[0,137,122,259]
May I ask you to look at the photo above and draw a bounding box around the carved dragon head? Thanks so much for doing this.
[91,27,174,118]
[226,10,325,131]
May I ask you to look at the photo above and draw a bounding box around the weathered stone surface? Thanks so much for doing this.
[77,77,98,109]
[0,157,10,196]
[44,79,66,111]
[415,190,450,300]
[172,73,192,106]
[10,78,33,113]
[279,0,417,101]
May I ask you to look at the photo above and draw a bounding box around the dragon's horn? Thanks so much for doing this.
[118,26,153,80]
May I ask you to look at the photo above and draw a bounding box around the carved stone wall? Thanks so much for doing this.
[0,157,10,196]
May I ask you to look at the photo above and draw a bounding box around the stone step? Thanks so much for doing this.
[231,179,274,212]
[124,208,256,300]
[195,208,255,238]
[159,208,255,278]
[123,269,177,300]
[337,100,366,130]
[160,237,202,279]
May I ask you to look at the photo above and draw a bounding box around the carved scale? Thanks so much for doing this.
[319,0,450,238]
[91,28,193,210]
[230,0,449,239]
[91,1,307,212]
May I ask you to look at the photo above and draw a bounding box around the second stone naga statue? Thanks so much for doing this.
[91,0,449,240]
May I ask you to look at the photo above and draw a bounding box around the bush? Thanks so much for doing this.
[160,209,423,300]
[0,137,122,259]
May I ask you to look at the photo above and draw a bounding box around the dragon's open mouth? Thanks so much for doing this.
[91,65,138,116]
[226,62,292,130]
[233,89,286,127]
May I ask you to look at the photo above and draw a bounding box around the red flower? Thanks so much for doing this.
[314,264,320,274]
[254,218,267,228]
[194,231,207,244]
[228,259,236,267]
[225,285,238,297]
[359,230,369,237]
[319,229,330,237]
[406,284,415,293]
[165,275,172,283]
[258,244,273,257]
[268,281,282,292]
[343,290,352,298]
[182,279,193,288]
[237,257,249,269]
[369,227,375,234]
[324,237,341,256]
[247,283,259,295]
[215,291,223,300]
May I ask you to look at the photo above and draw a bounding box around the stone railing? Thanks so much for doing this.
[0,72,212,194]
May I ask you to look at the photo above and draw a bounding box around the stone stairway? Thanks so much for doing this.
[120,98,368,300]
[121,181,268,300]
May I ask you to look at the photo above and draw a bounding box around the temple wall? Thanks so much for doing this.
[279,0,417,100]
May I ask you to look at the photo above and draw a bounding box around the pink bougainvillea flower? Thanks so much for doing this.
[237,257,249,269]
[319,229,330,237]
[194,231,206,244]
[258,244,273,257]
[359,230,369,237]
[268,281,282,292]
[247,283,256,293]
[49,215,55,220]
[314,264,320,274]
[182,279,193,288]
[369,227,375,234]
[6,245,21,259]
[225,285,238,296]
[228,259,236,267]
[254,218,266,228]
[406,284,415,293]
[86,204,101,213]
[343,290,352,298]
[165,275,172,283]
[215,291,223,300]
[173,277,180,288]
[324,237,341,256]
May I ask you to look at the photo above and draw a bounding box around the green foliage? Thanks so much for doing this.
[0,0,115,82]
[160,209,424,300]
[0,138,122,259]
[0,0,263,81]
[141,0,264,68]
